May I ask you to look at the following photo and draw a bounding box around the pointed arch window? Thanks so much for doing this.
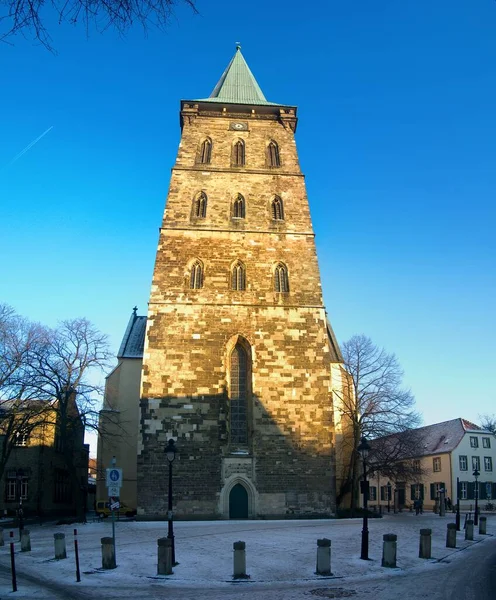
[274,263,289,293]
[190,260,204,289]
[230,343,248,445]
[232,140,245,167]
[198,138,212,164]
[231,262,246,291]
[233,194,246,219]
[193,192,208,218]
[267,141,280,168]
[271,196,284,220]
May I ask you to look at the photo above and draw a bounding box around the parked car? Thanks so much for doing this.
[95,500,136,518]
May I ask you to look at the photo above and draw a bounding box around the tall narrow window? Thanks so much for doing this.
[233,194,245,218]
[232,140,245,167]
[231,262,246,291]
[198,138,212,164]
[230,343,248,444]
[193,192,207,218]
[267,141,280,167]
[274,263,289,292]
[190,261,204,289]
[271,196,284,220]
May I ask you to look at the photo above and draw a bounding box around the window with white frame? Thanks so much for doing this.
[14,432,29,447]
[484,456,493,471]
[433,457,441,472]
[6,471,28,501]
[472,456,480,471]
[470,436,479,448]
[460,482,468,500]
[380,485,392,501]
[459,455,468,471]
[482,437,491,449]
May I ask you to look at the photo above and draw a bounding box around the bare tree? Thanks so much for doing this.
[29,317,112,518]
[334,334,421,511]
[1,0,197,51]
[479,414,496,435]
[0,304,50,482]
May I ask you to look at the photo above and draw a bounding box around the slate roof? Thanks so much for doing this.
[195,46,287,107]
[372,418,487,459]
[117,308,147,359]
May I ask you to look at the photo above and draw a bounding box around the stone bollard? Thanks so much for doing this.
[54,532,67,560]
[446,523,457,548]
[479,516,487,535]
[316,538,332,576]
[101,537,116,569]
[20,529,31,552]
[0,527,4,547]
[157,538,173,575]
[382,534,397,568]
[233,541,249,579]
[465,520,474,541]
[419,528,432,559]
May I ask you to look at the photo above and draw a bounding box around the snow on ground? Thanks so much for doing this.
[0,512,494,593]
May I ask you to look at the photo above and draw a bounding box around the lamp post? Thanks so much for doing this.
[357,436,371,560]
[165,439,177,565]
[387,481,391,513]
[16,469,24,536]
[473,468,480,526]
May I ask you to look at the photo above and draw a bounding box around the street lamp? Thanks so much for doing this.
[387,481,392,513]
[165,439,177,565]
[473,467,480,526]
[357,436,371,560]
[16,469,24,535]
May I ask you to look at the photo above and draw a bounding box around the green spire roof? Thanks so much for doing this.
[196,46,283,107]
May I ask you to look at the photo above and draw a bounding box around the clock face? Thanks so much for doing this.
[230,122,248,131]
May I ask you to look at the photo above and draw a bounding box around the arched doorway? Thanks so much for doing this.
[229,483,248,519]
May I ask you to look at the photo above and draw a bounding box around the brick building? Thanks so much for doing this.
[136,47,344,519]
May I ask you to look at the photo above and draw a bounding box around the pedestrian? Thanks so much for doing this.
[447,497,452,511]
[414,499,420,515]
[419,498,423,514]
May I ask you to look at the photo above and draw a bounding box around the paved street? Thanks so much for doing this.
[0,513,494,599]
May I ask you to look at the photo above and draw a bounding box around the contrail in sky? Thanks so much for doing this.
[3,126,54,170]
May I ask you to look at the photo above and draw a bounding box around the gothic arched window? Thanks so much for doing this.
[231,262,246,291]
[193,192,207,218]
[233,194,246,219]
[271,196,284,220]
[190,260,204,289]
[232,140,245,167]
[274,263,289,293]
[230,343,248,444]
[198,138,212,164]
[267,141,280,168]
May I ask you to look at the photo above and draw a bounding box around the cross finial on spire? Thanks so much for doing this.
[133,306,138,315]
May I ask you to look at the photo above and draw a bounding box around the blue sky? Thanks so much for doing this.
[1,0,495,433]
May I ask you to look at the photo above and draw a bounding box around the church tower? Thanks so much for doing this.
[138,47,342,519]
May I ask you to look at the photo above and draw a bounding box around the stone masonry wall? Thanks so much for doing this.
[138,105,337,518]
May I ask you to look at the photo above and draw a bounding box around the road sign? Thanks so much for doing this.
[106,468,123,488]
[108,486,120,497]
[110,501,120,511]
